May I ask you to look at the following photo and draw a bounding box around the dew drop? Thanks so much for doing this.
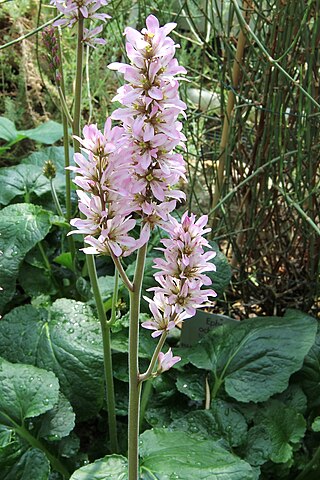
[68,328,74,334]
[43,398,49,405]
[183,384,187,388]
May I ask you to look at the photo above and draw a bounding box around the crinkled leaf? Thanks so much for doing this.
[274,384,307,415]
[169,400,247,448]
[254,400,306,464]
[0,300,104,420]
[70,455,128,480]
[244,425,272,467]
[18,263,58,297]
[139,429,254,480]
[37,394,75,441]
[1,448,50,480]
[58,432,80,458]
[176,370,206,402]
[0,164,50,205]
[188,311,317,402]
[299,324,320,407]
[0,204,52,314]
[0,358,59,426]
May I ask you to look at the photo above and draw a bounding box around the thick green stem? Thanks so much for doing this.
[73,14,84,152]
[86,254,119,453]
[128,243,148,480]
[71,11,118,452]
[14,424,70,479]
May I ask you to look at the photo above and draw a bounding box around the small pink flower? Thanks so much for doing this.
[158,348,181,372]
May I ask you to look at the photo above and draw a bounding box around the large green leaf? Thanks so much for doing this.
[21,146,72,170]
[0,164,50,205]
[0,117,63,145]
[244,400,306,465]
[188,311,317,402]
[70,455,128,480]
[139,429,254,479]
[0,117,19,142]
[0,300,104,420]
[0,358,59,426]
[299,324,320,407]
[21,121,64,144]
[170,400,247,448]
[1,448,50,480]
[37,394,75,441]
[0,203,52,314]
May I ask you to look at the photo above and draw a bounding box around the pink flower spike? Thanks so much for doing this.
[158,348,181,373]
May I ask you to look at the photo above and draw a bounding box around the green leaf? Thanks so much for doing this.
[1,448,50,480]
[299,324,320,407]
[0,203,52,314]
[70,455,128,479]
[0,357,59,426]
[0,164,50,206]
[176,370,206,402]
[21,146,72,170]
[207,241,231,296]
[0,117,63,145]
[0,300,104,420]
[18,263,57,297]
[252,400,306,464]
[188,311,317,402]
[37,394,75,441]
[0,428,26,468]
[0,117,18,141]
[20,121,64,145]
[53,252,73,271]
[244,425,272,466]
[169,400,247,448]
[139,429,254,479]
[311,417,320,432]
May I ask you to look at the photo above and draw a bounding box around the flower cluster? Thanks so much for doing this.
[69,119,147,257]
[70,16,217,373]
[108,14,187,237]
[42,27,61,83]
[51,0,110,46]
[142,212,217,337]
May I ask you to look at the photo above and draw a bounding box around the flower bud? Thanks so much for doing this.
[43,160,57,179]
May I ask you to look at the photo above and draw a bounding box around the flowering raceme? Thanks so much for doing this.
[70,15,217,372]
[51,0,110,46]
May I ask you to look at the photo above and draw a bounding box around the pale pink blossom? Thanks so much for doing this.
[158,348,181,372]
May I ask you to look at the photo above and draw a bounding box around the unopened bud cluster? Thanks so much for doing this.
[42,27,61,83]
